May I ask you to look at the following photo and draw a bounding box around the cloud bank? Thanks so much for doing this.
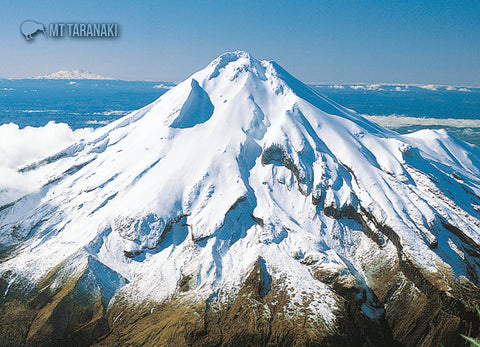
[316,83,475,92]
[0,122,92,205]
[363,115,480,129]
[153,84,174,89]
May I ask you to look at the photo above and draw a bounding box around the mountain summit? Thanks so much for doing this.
[1,51,479,346]
[34,69,112,80]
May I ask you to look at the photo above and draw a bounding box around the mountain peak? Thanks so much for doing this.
[33,69,112,80]
[213,50,254,62]
[209,50,256,68]
[1,52,480,345]
[202,50,270,80]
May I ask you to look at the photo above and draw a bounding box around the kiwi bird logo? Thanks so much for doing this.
[20,20,46,41]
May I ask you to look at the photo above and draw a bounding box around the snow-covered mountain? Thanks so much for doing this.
[34,69,112,80]
[1,51,479,346]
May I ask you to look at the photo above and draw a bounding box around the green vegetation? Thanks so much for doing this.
[461,306,480,346]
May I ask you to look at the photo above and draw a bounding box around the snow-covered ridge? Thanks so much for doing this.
[0,50,479,344]
[33,69,112,80]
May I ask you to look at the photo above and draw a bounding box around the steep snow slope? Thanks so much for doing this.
[1,51,479,345]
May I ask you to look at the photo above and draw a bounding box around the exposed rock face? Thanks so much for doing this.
[0,252,125,346]
[97,258,396,347]
[1,51,480,346]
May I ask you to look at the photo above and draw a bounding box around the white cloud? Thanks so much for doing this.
[92,110,128,116]
[0,122,92,204]
[418,84,437,91]
[86,120,110,125]
[153,84,173,89]
[0,122,91,169]
[367,84,381,90]
[329,84,345,89]
[21,109,60,113]
[364,115,480,129]
[349,84,382,91]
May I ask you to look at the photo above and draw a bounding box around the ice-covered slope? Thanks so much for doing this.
[1,51,480,345]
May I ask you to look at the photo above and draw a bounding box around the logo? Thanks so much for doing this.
[20,20,119,41]
[20,20,46,40]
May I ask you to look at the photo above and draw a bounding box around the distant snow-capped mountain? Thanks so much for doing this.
[0,51,479,346]
[34,69,112,80]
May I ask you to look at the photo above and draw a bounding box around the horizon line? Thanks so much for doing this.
[1,76,479,89]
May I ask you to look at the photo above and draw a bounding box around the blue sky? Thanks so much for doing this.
[1,0,479,85]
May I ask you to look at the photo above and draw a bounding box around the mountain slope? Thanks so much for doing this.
[1,51,480,346]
